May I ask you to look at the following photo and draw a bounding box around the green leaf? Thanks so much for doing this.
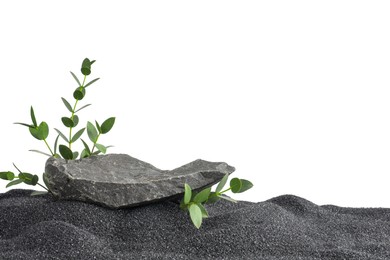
[61,117,74,128]
[81,139,91,155]
[184,183,192,204]
[230,178,242,193]
[19,172,37,185]
[29,122,49,140]
[30,175,39,185]
[205,192,221,204]
[0,171,14,180]
[53,134,60,154]
[189,204,203,229]
[91,150,101,155]
[29,127,41,140]
[73,115,79,127]
[84,78,100,88]
[30,190,48,196]
[73,87,85,100]
[219,195,238,203]
[80,149,89,158]
[72,151,79,160]
[101,117,115,134]
[216,173,229,193]
[193,187,211,203]
[61,97,73,113]
[30,106,37,127]
[14,122,35,128]
[59,145,73,160]
[236,179,253,193]
[54,128,69,143]
[95,143,107,154]
[6,179,23,188]
[29,150,51,157]
[196,202,209,218]
[39,122,49,139]
[95,121,102,134]
[87,122,98,143]
[71,128,85,143]
[70,71,81,86]
[75,104,91,113]
[81,58,92,75]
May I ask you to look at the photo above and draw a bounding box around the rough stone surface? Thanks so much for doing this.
[45,154,235,208]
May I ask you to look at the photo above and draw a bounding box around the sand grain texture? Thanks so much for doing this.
[1,189,390,259]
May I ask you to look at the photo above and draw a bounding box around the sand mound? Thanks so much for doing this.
[1,189,390,259]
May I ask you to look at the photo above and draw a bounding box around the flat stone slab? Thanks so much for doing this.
[44,154,235,208]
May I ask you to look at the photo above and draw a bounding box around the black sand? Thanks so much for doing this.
[1,189,390,259]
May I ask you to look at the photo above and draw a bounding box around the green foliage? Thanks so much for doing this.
[181,174,254,229]
[1,58,116,193]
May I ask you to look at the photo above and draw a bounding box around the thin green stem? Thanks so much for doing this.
[68,99,79,149]
[68,75,86,149]
[37,182,49,192]
[81,75,87,86]
[219,187,231,194]
[91,133,101,153]
[43,139,54,156]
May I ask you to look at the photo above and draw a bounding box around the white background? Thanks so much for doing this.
[1,1,390,207]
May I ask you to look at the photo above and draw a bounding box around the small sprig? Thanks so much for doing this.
[1,58,117,191]
[0,163,51,196]
[180,174,253,229]
[14,107,54,157]
[82,118,115,158]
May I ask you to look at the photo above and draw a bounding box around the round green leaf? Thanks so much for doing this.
[230,178,242,193]
[29,122,49,140]
[61,117,74,128]
[31,175,38,185]
[236,179,253,193]
[189,203,203,229]
[19,172,36,185]
[193,187,211,203]
[81,58,92,75]
[73,87,85,100]
[216,173,229,193]
[38,122,49,140]
[59,145,73,160]
[29,126,41,140]
[81,67,91,76]
[101,117,115,134]
[184,183,192,204]
[0,171,14,180]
